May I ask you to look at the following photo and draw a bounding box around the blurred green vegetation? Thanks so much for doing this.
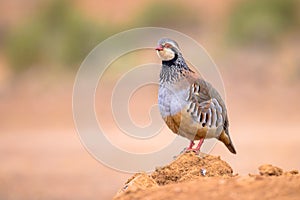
[228,0,299,45]
[4,0,113,72]
[3,0,199,73]
[135,1,199,28]
[3,0,300,73]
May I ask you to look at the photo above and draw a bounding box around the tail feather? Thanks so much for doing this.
[219,130,236,154]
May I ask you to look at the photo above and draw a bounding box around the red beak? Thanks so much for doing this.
[155,45,163,51]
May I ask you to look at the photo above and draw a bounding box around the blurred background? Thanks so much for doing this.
[0,0,300,199]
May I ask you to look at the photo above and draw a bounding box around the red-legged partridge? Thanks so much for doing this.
[156,38,236,154]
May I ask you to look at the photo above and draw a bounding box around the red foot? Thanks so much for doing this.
[185,140,195,151]
[185,138,204,154]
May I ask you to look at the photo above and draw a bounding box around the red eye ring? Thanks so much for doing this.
[164,43,171,48]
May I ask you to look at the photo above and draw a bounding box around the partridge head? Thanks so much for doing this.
[156,38,236,154]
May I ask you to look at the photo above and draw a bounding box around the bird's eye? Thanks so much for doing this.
[164,43,171,48]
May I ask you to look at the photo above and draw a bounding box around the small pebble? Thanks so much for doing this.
[123,184,128,190]
[200,169,207,176]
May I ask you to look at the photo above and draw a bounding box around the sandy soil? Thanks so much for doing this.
[114,152,300,200]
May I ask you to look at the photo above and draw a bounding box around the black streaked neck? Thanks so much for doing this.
[160,53,193,84]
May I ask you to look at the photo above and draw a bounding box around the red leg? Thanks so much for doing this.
[194,138,204,153]
[186,140,195,151]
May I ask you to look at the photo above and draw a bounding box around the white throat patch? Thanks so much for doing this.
[157,48,175,61]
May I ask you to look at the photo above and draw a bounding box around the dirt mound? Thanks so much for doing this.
[114,152,300,200]
[151,152,233,185]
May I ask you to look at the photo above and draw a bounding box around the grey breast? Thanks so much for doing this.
[158,80,190,118]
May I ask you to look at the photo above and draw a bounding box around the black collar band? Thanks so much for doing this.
[162,53,178,66]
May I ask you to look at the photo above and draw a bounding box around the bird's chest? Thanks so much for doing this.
[158,83,189,118]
